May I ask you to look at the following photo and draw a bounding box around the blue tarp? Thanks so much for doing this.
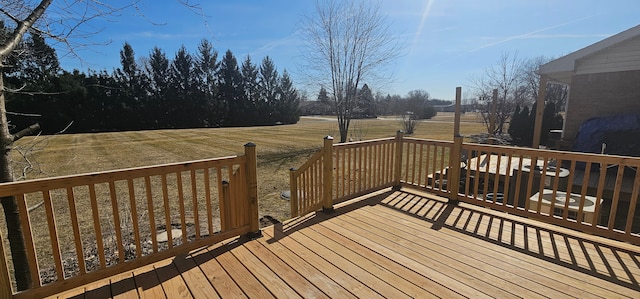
[572,114,640,155]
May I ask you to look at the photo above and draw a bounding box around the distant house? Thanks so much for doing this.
[538,24,640,144]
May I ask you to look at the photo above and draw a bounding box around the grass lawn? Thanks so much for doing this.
[11,112,487,223]
[1,112,487,279]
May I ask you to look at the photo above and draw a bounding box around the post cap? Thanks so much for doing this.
[324,135,334,140]
[244,142,256,147]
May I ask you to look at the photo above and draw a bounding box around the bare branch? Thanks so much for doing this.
[5,111,42,117]
[12,122,40,141]
[0,0,53,57]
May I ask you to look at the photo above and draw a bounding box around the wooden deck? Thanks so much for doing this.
[49,189,640,298]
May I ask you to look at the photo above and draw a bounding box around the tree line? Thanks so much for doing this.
[303,86,445,120]
[3,30,301,134]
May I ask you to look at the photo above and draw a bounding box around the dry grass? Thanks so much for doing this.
[0,113,487,284]
[11,112,486,223]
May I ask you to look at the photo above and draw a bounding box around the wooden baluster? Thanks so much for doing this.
[592,161,607,226]
[393,130,404,188]
[289,168,298,218]
[404,142,410,183]
[126,180,142,259]
[89,185,106,268]
[191,170,200,240]
[346,147,352,195]
[176,172,187,244]
[66,187,86,273]
[220,181,231,230]
[204,168,213,236]
[16,193,40,287]
[577,162,593,223]
[624,169,640,235]
[43,190,64,278]
[502,153,513,207]
[216,167,224,230]
[0,228,12,298]
[161,174,172,249]
[227,166,235,228]
[357,145,363,193]
[607,162,626,229]
[107,182,125,264]
[144,176,158,253]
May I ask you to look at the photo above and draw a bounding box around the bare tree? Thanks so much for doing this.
[0,0,141,290]
[300,0,400,143]
[522,56,568,112]
[469,52,528,135]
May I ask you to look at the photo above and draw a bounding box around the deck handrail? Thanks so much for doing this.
[0,143,259,298]
[290,133,402,218]
[292,133,640,245]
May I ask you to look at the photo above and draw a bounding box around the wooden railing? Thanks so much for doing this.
[0,143,259,299]
[291,133,640,245]
[400,137,454,198]
[290,133,402,217]
[454,143,640,244]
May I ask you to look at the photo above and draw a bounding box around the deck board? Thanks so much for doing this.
[172,254,219,299]
[48,189,640,298]
[254,227,354,298]
[345,208,568,298]
[241,237,328,299]
[190,247,245,299]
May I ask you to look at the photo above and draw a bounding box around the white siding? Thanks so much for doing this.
[575,35,640,74]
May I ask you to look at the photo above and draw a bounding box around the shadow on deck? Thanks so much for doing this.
[53,188,640,298]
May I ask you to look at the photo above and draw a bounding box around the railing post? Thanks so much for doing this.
[393,130,405,190]
[244,142,261,239]
[322,136,334,213]
[289,168,299,218]
[0,231,12,299]
[449,87,463,203]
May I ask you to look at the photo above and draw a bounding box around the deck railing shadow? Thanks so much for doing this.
[267,190,393,244]
[380,189,640,292]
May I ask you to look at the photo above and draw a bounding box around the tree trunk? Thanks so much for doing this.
[1,68,32,290]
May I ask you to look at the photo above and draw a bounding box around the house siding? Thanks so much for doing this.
[575,35,640,75]
[564,70,640,140]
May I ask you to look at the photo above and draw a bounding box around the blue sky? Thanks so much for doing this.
[57,0,640,101]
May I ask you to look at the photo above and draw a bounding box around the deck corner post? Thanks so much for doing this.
[448,87,463,203]
[0,231,12,299]
[532,75,548,149]
[322,136,334,213]
[449,136,463,202]
[244,142,261,238]
[393,130,405,190]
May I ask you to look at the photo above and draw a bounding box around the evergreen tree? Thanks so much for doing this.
[168,45,198,128]
[276,70,300,124]
[357,84,375,118]
[18,32,60,88]
[195,39,221,127]
[241,55,260,124]
[145,47,170,127]
[114,42,149,130]
[217,50,243,126]
[315,86,333,115]
[258,56,279,124]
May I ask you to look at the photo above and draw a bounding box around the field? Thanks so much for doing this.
[11,112,487,223]
[1,113,488,281]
